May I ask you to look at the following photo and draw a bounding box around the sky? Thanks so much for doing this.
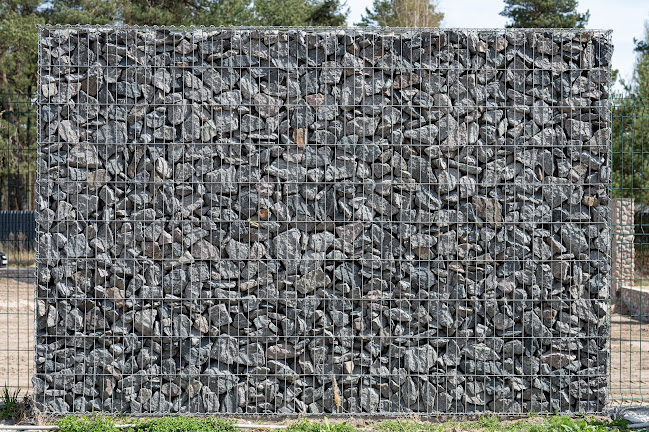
[346,0,649,93]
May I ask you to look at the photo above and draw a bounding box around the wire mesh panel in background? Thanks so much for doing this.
[36,26,612,415]
[0,92,37,395]
[610,98,649,405]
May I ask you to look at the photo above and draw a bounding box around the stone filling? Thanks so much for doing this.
[36,27,612,414]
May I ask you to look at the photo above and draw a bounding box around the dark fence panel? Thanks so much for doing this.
[0,210,36,250]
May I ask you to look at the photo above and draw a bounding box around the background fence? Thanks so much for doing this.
[610,97,649,406]
[0,66,648,411]
[0,91,36,395]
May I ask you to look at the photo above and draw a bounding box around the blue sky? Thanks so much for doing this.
[347,0,649,92]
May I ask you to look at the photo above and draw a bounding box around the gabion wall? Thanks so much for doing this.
[36,26,612,415]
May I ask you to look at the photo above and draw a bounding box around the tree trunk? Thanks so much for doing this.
[7,173,27,210]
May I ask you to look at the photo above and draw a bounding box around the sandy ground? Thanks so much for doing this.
[1,275,648,407]
[0,276,34,393]
[610,312,649,406]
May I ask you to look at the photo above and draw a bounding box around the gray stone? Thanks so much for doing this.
[560,223,589,253]
[360,387,380,412]
[565,119,593,140]
[522,311,552,339]
[404,345,437,373]
[273,229,302,271]
[295,268,330,294]
[225,239,250,261]
[58,120,79,144]
[437,169,460,194]
[36,28,611,416]
[134,309,157,336]
[67,143,100,168]
[64,234,90,258]
[209,304,232,327]
[152,69,172,92]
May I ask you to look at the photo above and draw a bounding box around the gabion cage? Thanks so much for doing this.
[36,26,613,415]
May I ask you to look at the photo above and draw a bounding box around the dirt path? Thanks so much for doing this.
[1,275,648,406]
[0,277,34,393]
[610,313,649,405]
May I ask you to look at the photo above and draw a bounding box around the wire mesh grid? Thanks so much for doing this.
[609,98,649,406]
[35,26,612,415]
[0,91,37,396]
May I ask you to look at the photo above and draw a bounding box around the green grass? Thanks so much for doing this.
[0,385,20,421]
[528,416,631,432]
[136,417,237,432]
[58,416,116,432]
[57,417,237,432]
[52,416,633,432]
[375,416,632,432]
[288,418,357,432]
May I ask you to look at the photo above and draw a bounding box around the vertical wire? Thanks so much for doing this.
[35,24,43,412]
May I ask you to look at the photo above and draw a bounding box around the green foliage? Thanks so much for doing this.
[613,24,649,205]
[58,416,237,432]
[612,99,649,203]
[0,385,20,421]
[306,0,348,26]
[136,417,236,432]
[374,416,632,432]
[40,0,118,25]
[39,416,642,432]
[205,0,254,26]
[253,0,312,26]
[528,416,630,432]
[358,0,393,26]
[0,6,42,93]
[358,0,443,27]
[500,0,589,28]
[122,0,211,26]
[632,24,649,98]
[288,419,358,432]
[252,0,348,26]
[58,416,116,432]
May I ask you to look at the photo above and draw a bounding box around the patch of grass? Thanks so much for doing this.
[528,416,632,432]
[49,415,635,432]
[375,416,632,432]
[0,385,20,421]
[136,417,237,432]
[58,416,237,432]
[58,416,116,432]
[288,418,358,432]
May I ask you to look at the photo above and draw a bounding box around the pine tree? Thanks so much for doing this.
[0,0,43,93]
[121,0,210,26]
[253,0,312,26]
[0,0,42,209]
[205,0,254,26]
[253,0,347,26]
[613,24,649,205]
[632,25,649,98]
[307,0,348,26]
[500,0,589,28]
[358,0,392,26]
[41,0,119,25]
[359,0,443,27]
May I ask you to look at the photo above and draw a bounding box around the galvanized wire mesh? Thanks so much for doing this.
[0,91,37,397]
[34,26,612,415]
[610,98,649,406]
